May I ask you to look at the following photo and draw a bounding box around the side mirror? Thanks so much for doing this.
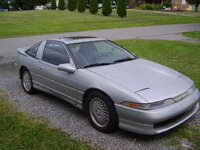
[57,63,76,73]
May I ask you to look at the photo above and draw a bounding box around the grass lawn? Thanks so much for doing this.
[168,11,200,17]
[0,91,94,150]
[146,10,200,17]
[116,39,200,149]
[183,30,200,40]
[0,9,200,38]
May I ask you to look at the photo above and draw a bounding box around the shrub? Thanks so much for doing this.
[102,0,112,16]
[51,0,56,10]
[139,3,152,10]
[58,0,65,10]
[139,3,146,9]
[163,0,172,7]
[78,0,86,12]
[152,4,163,10]
[89,0,98,14]
[51,0,57,9]
[68,0,77,11]
[139,3,163,10]
[117,0,127,17]
[146,3,153,9]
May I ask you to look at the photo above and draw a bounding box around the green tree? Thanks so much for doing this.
[36,0,50,5]
[68,0,77,11]
[0,0,9,9]
[58,0,65,10]
[11,0,50,10]
[78,0,86,12]
[102,0,112,16]
[89,0,98,14]
[117,0,127,17]
[187,0,200,11]
[51,0,56,9]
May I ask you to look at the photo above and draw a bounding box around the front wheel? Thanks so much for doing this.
[21,69,34,94]
[86,92,118,133]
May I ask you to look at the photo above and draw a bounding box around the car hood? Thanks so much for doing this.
[87,59,192,103]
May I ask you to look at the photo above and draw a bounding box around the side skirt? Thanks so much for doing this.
[33,81,83,110]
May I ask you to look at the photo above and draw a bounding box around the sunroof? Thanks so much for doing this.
[62,36,97,41]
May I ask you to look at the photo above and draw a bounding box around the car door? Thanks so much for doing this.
[36,41,81,106]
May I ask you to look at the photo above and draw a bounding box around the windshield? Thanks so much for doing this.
[68,40,137,68]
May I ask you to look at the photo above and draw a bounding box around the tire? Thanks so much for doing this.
[21,69,34,94]
[86,91,119,133]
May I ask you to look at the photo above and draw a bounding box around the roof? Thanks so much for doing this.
[50,36,105,44]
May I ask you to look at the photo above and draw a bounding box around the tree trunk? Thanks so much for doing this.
[195,3,199,12]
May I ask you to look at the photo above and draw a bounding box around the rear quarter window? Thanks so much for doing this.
[26,42,41,58]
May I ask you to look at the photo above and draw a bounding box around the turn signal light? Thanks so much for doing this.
[121,102,139,108]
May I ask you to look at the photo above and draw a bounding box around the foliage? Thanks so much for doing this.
[78,0,86,12]
[139,3,163,10]
[11,0,50,10]
[35,0,50,5]
[163,0,172,7]
[89,0,98,14]
[68,0,77,11]
[102,0,112,16]
[152,4,163,9]
[117,0,127,17]
[139,3,152,9]
[51,0,56,9]
[58,0,65,10]
[187,0,200,11]
[11,0,34,10]
[0,0,9,9]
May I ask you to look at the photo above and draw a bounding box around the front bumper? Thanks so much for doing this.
[115,89,200,135]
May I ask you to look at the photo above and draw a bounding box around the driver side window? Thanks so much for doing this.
[42,42,70,66]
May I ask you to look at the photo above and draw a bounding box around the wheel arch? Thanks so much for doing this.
[19,66,28,79]
[82,88,114,111]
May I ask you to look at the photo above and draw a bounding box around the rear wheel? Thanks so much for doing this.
[86,91,118,133]
[21,69,34,94]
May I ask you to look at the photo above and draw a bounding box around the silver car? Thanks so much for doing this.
[15,37,200,135]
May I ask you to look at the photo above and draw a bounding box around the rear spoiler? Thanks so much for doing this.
[17,47,30,56]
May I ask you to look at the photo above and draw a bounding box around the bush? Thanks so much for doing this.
[139,3,163,10]
[139,3,146,9]
[68,0,77,11]
[163,0,172,7]
[78,0,86,12]
[145,3,153,9]
[51,0,57,9]
[117,0,127,17]
[152,4,163,10]
[89,0,98,14]
[139,3,152,10]
[102,0,112,16]
[58,0,65,10]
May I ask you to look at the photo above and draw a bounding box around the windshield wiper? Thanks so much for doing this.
[84,62,115,68]
[114,57,135,63]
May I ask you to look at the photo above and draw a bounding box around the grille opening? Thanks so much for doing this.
[154,105,196,129]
